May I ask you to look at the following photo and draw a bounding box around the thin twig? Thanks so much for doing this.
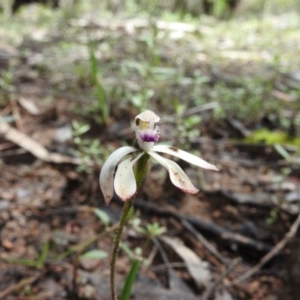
[181,219,229,266]
[152,237,195,292]
[202,257,241,300]
[150,261,209,271]
[0,273,40,299]
[142,245,158,272]
[231,211,300,285]
[164,102,219,123]
[152,237,174,288]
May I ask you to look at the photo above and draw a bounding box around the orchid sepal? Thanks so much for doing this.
[152,144,219,171]
[114,152,144,201]
[99,146,138,205]
[148,150,199,194]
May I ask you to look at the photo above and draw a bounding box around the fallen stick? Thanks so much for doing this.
[231,210,300,285]
[181,219,229,266]
[0,122,81,164]
[0,273,40,299]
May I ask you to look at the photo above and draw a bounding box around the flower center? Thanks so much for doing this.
[140,132,159,143]
[135,118,160,152]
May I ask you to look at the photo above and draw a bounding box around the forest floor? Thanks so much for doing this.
[0,2,300,300]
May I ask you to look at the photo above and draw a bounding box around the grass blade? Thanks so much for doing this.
[119,259,140,300]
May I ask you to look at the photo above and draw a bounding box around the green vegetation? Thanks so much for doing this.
[246,129,300,147]
[70,120,108,172]
[1,0,299,130]
[3,241,50,269]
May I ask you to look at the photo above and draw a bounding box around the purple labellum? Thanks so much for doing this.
[140,133,159,143]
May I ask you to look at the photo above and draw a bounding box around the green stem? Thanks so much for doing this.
[110,152,149,300]
[110,200,132,300]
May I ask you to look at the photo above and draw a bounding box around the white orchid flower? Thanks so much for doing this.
[100,110,218,205]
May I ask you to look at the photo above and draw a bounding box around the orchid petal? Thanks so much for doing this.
[99,146,137,205]
[114,152,144,201]
[152,144,219,171]
[149,151,199,194]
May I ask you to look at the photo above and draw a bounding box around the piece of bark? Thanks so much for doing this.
[0,122,81,164]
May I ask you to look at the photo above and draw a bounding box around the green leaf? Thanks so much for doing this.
[274,143,290,160]
[82,249,108,260]
[120,259,140,300]
[146,222,166,237]
[37,241,49,268]
[120,242,134,260]
[94,208,110,226]
[72,120,91,136]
